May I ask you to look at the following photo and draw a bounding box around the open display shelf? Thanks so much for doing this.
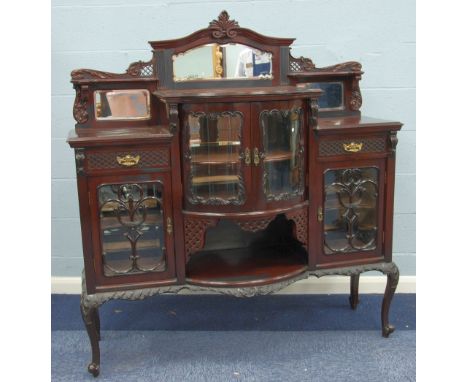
[186,246,308,286]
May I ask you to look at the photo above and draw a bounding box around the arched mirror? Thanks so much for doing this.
[173,43,273,82]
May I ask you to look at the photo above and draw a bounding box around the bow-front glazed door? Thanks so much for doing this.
[181,103,254,212]
[250,100,307,210]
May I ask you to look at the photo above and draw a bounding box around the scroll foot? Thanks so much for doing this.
[349,274,360,310]
[381,263,399,338]
[382,324,395,338]
[88,362,100,377]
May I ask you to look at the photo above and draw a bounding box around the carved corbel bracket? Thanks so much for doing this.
[389,131,399,157]
[168,103,179,134]
[75,148,86,176]
[73,85,89,124]
[349,75,363,111]
[309,98,319,128]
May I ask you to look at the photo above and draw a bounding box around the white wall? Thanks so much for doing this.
[51,0,415,277]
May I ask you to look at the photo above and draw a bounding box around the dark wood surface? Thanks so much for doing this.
[154,86,322,103]
[67,126,172,147]
[316,116,402,131]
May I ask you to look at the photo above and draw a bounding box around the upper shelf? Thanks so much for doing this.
[67,126,172,148]
[316,116,403,133]
[153,86,322,103]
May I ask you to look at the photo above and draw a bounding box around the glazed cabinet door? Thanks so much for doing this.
[88,173,176,289]
[251,100,306,209]
[315,159,386,267]
[181,103,253,211]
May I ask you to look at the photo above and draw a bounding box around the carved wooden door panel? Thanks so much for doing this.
[250,100,306,210]
[88,173,176,288]
[315,159,386,267]
[181,103,254,212]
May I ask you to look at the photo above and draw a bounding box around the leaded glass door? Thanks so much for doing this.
[317,161,385,265]
[89,173,176,287]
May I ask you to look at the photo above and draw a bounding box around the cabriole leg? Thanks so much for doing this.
[93,309,101,341]
[349,273,360,310]
[381,263,400,338]
[80,301,101,377]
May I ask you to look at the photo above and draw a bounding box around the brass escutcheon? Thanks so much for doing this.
[253,147,261,166]
[167,217,173,235]
[116,154,140,167]
[317,206,323,222]
[244,148,251,165]
[343,142,363,153]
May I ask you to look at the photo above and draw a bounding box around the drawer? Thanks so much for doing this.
[85,146,170,172]
[318,136,387,157]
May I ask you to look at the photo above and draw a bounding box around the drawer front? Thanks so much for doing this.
[86,146,170,171]
[318,136,386,157]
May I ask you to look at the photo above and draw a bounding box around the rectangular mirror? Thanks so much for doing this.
[173,43,273,82]
[95,89,151,120]
[302,82,344,110]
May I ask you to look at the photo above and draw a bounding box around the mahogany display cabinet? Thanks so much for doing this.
[67,11,402,377]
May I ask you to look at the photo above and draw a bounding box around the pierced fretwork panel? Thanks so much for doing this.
[323,168,379,255]
[98,182,167,276]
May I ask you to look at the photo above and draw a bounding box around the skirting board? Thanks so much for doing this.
[51,275,416,295]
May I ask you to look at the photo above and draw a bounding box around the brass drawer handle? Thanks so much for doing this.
[116,154,140,167]
[343,142,363,153]
[167,217,173,235]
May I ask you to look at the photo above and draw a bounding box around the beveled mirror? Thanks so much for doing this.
[311,82,344,110]
[173,43,273,82]
[95,89,151,120]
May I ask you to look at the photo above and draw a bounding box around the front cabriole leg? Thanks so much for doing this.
[93,309,101,341]
[80,297,101,377]
[381,262,400,337]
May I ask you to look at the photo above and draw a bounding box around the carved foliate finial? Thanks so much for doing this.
[209,10,240,38]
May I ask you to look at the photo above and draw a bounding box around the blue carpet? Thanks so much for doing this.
[52,294,415,331]
[52,294,415,381]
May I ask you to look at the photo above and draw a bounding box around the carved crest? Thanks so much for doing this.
[208,10,240,39]
[289,55,316,72]
[71,59,154,81]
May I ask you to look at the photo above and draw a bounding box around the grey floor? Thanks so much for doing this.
[52,330,415,382]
